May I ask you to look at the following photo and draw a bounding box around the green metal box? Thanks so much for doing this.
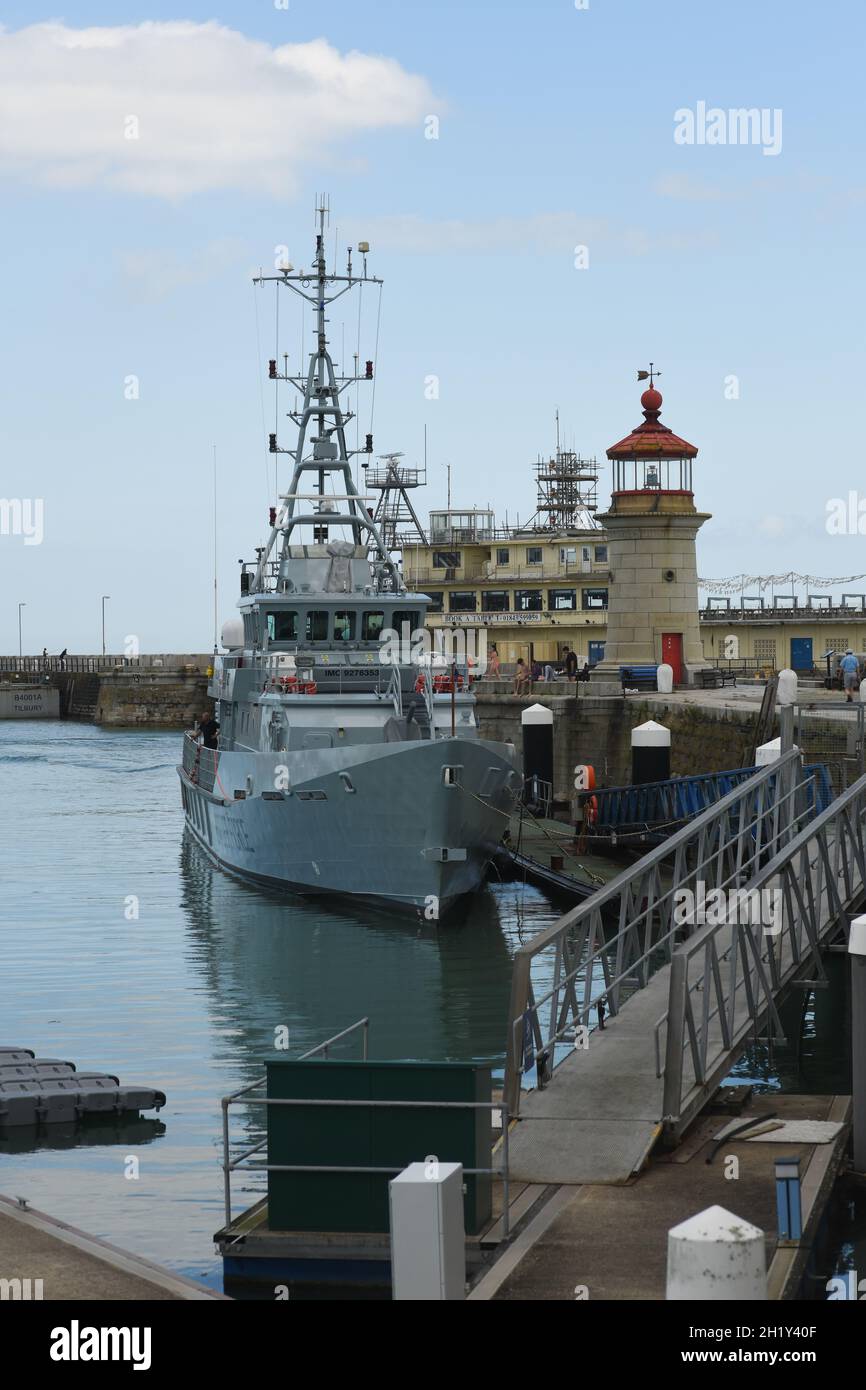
[265,1059,492,1234]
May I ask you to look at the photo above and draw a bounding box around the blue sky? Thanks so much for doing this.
[2,0,865,651]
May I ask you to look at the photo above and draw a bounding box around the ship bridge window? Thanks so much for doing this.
[362,611,385,641]
[266,611,298,643]
[305,611,329,642]
[392,610,421,637]
[333,611,356,641]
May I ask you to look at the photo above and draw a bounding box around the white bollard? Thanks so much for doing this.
[667,1204,766,1300]
[389,1160,465,1300]
[656,662,673,694]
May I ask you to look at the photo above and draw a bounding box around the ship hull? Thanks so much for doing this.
[177,736,520,913]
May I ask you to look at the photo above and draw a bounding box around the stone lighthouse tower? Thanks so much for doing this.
[592,373,711,688]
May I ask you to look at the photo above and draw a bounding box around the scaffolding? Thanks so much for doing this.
[526,447,600,532]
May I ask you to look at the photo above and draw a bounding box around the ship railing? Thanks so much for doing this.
[182,731,218,793]
[219,1017,512,1237]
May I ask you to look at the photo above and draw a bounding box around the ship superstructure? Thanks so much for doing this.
[177,202,520,912]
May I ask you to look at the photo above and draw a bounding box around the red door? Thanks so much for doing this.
[661,633,683,684]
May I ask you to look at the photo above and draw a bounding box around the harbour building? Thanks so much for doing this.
[398,383,866,676]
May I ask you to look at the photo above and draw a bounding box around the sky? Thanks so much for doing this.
[1,0,865,652]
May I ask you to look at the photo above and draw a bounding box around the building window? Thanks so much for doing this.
[582,588,608,611]
[754,638,777,667]
[427,592,444,613]
[433,551,461,569]
[266,611,298,643]
[549,589,577,611]
[496,548,510,565]
[526,546,543,565]
[361,611,385,641]
[559,546,577,566]
[594,545,608,563]
[449,591,477,613]
[515,589,543,612]
[482,591,509,612]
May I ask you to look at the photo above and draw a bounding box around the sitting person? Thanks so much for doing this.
[564,648,578,680]
[530,660,542,683]
[512,658,531,695]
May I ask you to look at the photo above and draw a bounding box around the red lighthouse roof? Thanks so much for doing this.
[607,386,698,460]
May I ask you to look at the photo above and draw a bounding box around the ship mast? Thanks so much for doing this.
[251,197,401,593]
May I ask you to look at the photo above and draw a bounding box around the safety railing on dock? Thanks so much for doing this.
[656,770,866,1139]
[503,751,811,1116]
[219,1018,512,1235]
[585,763,834,840]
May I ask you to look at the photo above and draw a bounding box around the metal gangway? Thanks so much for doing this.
[502,749,866,1183]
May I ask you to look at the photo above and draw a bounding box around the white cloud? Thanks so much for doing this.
[342,211,718,257]
[654,173,734,202]
[0,21,434,197]
[117,238,248,301]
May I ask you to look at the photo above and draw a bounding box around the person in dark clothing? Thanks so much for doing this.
[564,648,578,680]
[198,709,220,749]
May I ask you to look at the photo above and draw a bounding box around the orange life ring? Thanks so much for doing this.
[302,681,317,695]
[414,674,427,693]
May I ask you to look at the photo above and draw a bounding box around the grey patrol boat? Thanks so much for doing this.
[178,202,520,913]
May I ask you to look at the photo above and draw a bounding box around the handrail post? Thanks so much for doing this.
[504,952,533,1117]
[662,952,688,1127]
[221,1097,232,1228]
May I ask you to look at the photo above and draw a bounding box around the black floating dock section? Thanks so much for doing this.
[0,1047,166,1129]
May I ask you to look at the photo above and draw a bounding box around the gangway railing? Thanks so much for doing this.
[503,750,810,1116]
[656,770,866,1138]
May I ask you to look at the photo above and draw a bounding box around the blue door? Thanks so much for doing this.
[588,640,605,666]
[791,637,813,671]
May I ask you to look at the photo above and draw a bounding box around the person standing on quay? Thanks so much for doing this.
[838,649,861,703]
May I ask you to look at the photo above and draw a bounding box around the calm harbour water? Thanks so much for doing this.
[0,720,562,1290]
[1,719,860,1295]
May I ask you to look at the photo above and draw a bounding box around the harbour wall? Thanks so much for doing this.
[0,683,61,719]
[472,690,852,800]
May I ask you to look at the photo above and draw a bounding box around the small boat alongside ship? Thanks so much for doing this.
[177,202,521,912]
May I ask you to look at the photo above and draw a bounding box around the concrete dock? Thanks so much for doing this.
[472,1093,850,1300]
[0,1195,226,1300]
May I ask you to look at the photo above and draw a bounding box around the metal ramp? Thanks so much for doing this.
[503,751,866,1183]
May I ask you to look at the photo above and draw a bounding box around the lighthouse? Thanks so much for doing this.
[592,372,711,688]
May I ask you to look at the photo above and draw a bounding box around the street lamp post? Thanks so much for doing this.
[102,596,111,658]
[18,602,25,659]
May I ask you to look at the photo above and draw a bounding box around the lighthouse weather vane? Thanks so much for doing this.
[637,363,661,386]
